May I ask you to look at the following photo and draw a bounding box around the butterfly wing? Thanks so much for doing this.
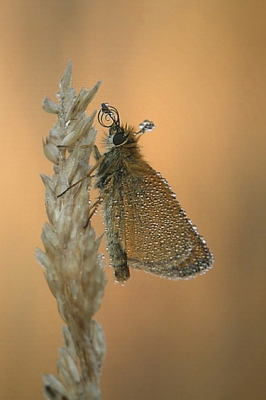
[113,163,213,280]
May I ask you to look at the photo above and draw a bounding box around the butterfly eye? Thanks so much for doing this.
[113,131,127,145]
[108,125,127,145]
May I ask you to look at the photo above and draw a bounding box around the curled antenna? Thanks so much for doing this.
[137,119,155,135]
[98,103,120,128]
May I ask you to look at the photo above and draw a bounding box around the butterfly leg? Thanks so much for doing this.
[83,195,105,228]
[92,144,102,161]
[80,144,102,161]
[57,152,106,197]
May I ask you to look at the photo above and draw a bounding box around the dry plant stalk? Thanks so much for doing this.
[36,62,106,400]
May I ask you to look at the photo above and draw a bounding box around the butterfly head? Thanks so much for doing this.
[98,103,155,148]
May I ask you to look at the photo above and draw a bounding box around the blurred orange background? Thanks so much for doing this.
[1,1,266,399]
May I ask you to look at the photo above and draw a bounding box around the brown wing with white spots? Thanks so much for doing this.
[116,165,213,280]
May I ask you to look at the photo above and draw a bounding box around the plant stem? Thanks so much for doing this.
[36,61,106,400]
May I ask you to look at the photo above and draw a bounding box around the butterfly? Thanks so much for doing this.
[90,103,213,283]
